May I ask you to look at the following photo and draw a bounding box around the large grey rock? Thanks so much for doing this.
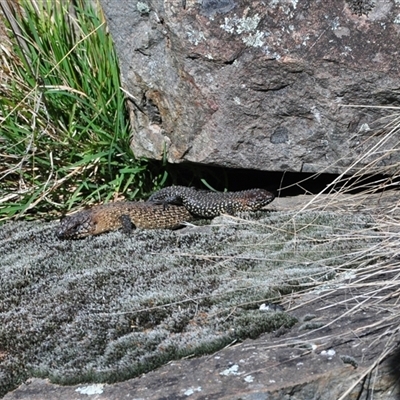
[100,0,400,173]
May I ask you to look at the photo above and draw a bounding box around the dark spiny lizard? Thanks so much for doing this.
[148,186,275,218]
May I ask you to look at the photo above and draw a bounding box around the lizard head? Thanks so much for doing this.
[57,210,94,239]
[241,189,275,211]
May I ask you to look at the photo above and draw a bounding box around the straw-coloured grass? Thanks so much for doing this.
[266,113,400,397]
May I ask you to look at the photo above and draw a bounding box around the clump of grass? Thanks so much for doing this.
[0,0,166,221]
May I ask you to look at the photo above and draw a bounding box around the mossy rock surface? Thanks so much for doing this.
[0,210,380,395]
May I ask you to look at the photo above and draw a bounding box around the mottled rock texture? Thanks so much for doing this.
[4,249,400,400]
[100,0,400,173]
[2,193,400,399]
[0,193,392,398]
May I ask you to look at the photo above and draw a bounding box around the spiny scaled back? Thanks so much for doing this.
[57,201,194,239]
[148,186,275,217]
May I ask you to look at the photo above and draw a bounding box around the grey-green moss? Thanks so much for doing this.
[0,210,380,395]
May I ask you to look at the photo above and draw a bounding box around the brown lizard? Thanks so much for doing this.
[57,201,194,239]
